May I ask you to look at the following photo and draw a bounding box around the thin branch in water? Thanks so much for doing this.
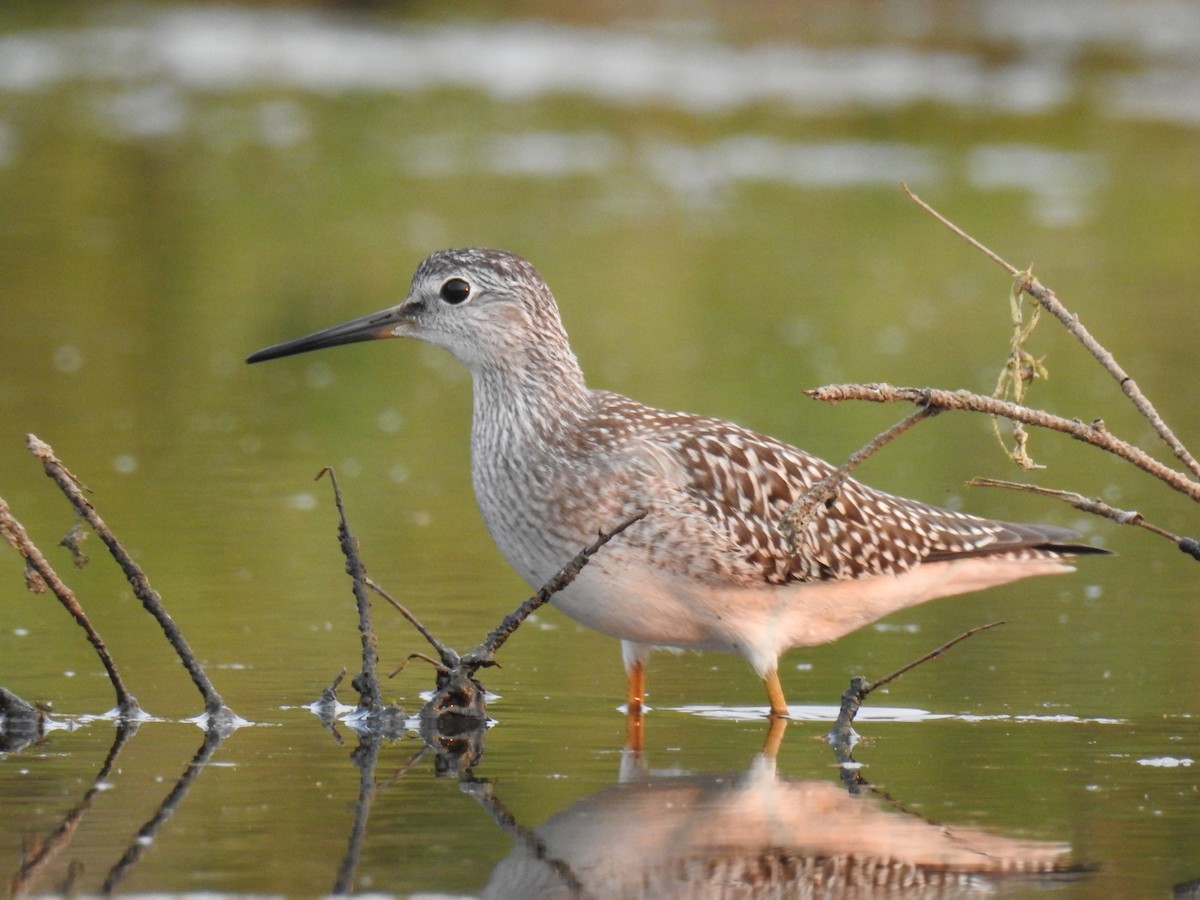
[779,405,939,552]
[828,621,1005,751]
[385,509,648,723]
[903,183,1200,481]
[317,467,386,712]
[805,384,1200,504]
[466,509,648,663]
[27,434,232,721]
[867,620,1006,696]
[388,652,445,678]
[0,495,139,716]
[366,576,459,669]
[968,477,1199,561]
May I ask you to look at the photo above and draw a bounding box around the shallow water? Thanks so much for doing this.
[2,2,1199,896]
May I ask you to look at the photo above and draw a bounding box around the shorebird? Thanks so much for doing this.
[248,248,1104,717]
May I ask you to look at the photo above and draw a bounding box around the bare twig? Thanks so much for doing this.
[385,509,648,723]
[366,576,459,670]
[968,477,1199,560]
[780,405,939,551]
[805,384,1200,503]
[867,620,1005,696]
[903,184,1200,481]
[27,435,231,721]
[0,496,139,716]
[828,621,1005,748]
[465,509,649,664]
[317,467,385,712]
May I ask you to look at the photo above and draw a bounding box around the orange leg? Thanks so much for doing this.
[625,659,646,752]
[763,670,789,718]
[626,658,646,713]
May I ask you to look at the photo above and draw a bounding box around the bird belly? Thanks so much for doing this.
[544,559,759,655]
[536,553,1076,678]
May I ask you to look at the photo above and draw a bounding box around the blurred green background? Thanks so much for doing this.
[1,2,1198,895]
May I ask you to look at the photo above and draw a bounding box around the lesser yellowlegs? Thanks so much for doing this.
[248,248,1104,716]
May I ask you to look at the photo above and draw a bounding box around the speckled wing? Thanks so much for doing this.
[600,394,1100,586]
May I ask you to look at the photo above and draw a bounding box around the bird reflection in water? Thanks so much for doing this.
[478,734,1082,898]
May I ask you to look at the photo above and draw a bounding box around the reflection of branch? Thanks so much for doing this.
[331,732,381,895]
[8,719,140,895]
[903,183,1200,481]
[0,497,139,716]
[464,781,584,896]
[101,724,230,894]
[332,741,433,894]
[28,435,233,720]
[805,384,1200,503]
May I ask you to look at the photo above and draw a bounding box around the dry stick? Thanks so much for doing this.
[26,434,230,719]
[829,621,1006,743]
[317,467,384,711]
[465,508,649,665]
[366,576,460,670]
[806,384,1200,504]
[779,404,940,550]
[968,477,1200,561]
[0,496,139,716]
[902,183,1200,482]
[375,509,649,676]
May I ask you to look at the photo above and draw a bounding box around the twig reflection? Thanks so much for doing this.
[101,721,233,894]
[8,718,140,895]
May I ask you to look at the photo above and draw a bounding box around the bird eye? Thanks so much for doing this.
[440,277,471,305]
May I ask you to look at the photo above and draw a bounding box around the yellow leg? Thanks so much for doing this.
[763,670,789,718]
[626,658,645,712]
[625,659,646,752]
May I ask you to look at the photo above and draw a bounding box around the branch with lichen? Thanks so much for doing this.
[796,189,1200,559]
[806,384,1200,505]
[991,269,1048,469]
[903,184,1200,481]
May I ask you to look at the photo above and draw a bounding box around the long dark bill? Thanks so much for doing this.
[246,305,408,364]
